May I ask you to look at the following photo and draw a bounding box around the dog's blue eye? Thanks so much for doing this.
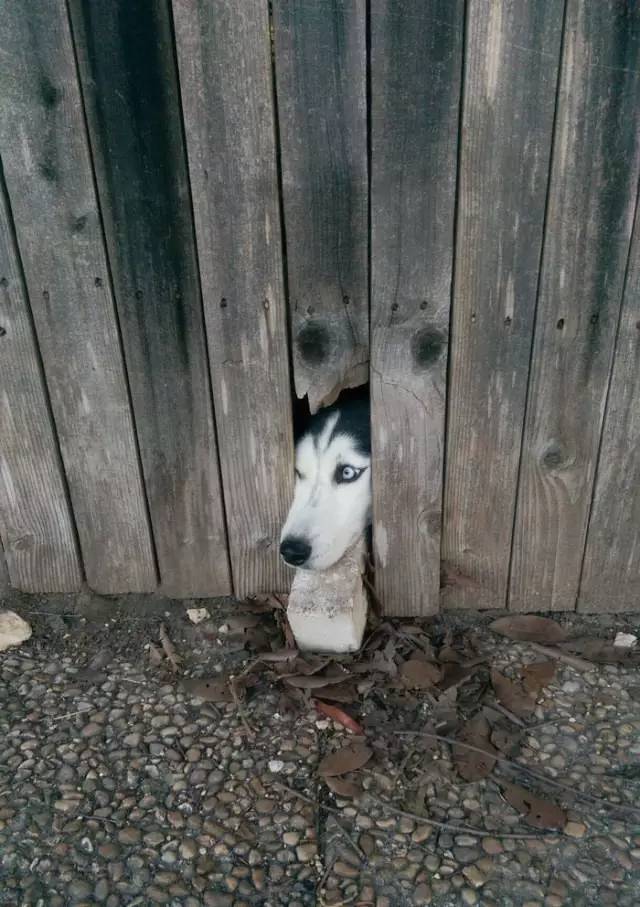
[336,465,363,484]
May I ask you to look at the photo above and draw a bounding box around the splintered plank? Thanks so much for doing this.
[370,0,463,616]
[509,0,640,612]
[272,0,368,412]
[173,0,294,596]
[579,199,640,613]
[0,0,156,592]
[442,0,564,610]
[68,0,231,597]
[0,179,82,592]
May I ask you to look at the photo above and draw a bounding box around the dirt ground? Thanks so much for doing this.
[0,588,639,906]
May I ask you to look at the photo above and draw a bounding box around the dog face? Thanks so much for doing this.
[280,399,371,571]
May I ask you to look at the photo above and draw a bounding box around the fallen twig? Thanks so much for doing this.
[487,700,527,728]
[230,676,255,738]
[48,708,92,725]
[277,783,565,839]
[529,643,592,672]
[395,730,640,819]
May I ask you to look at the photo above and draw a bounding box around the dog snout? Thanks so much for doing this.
[280,536,311,567]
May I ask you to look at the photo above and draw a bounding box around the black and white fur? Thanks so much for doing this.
[280,394,371,571]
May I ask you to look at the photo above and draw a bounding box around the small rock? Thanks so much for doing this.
[462,865,486,889]
[334,860,360,878]
[283,832,300,846]
[255,798,275,815]
[461,890,478,906]
[180,839,198,860]
[68,879,92,899]
[413,882,432,904]
[123,733,141,747]
[117,827,141,845]
[0,610,32,651]
[296,843,317,862]
[564,822,587,839]
[482,837,503,855]
[562,681,580,694]
[81,722,102,738]
[614,632,637,648]
[186,608,210,624]
[268,759,285,773]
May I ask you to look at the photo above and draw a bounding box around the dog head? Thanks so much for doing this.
[280,397,371,571]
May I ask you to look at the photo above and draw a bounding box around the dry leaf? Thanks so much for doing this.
[400,659,442,689]
[491,668,536,718]
[438,658,485,692]
[453,715,497,781]
[318,742,372,777]
[557,637,640,665]
[312,682,357,703]
[490,723,522,755]
[325,775,361,798]
[315,701,364,735]
[522,660,557,694]
[159,623,182,671]
[221,614,262,634]
[148,642,163,666]
[258,649,298,663]
[502,782,566,830]
[181,676,233,702]
[284,671,352,690]
[489,615,568,644]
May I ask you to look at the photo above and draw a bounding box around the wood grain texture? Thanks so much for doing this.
[579,198,640,613]
[272,0,368,412]
[173,0,294,596]
[68,0,231,597]
[0,0,156,593]
[0,538,9,596]
[0,174,82,593]
[442,0,564,610]
[509,0,640,612]
[370,0,463,616]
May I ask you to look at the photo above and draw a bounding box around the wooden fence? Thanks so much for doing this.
[1,0,640,615]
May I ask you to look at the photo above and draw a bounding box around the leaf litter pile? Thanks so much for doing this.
[153,604,640,843]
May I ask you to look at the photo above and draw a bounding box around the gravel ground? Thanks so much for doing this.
[0,591,639,906]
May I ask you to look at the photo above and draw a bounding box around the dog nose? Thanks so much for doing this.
[280,536,311,567]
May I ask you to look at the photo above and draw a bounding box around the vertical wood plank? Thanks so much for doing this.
[0,173,83,593]
[0,0,156,593]
[0,539,9,596]
[272,0,368,412]
[68,0,231,597]
[509,0,640,612]
[579,197,640,613]
[442,0,565,610]
[172,0,294,596]
[370,0,463,616]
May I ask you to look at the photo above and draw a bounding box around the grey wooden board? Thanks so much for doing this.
[0,0,157,593]
[370,0,463,616]
[272,0,368,413]
[68,0,231,598]
[442,0,564,610]
[509,0,640,612]
[173,0,295,596]
[0,174,82,593]
[0,539,9,597]
[579,197,640,613]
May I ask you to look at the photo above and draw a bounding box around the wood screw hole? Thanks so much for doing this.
[420,300,428,310]
[220,298,227,308]
[263,299,270,310]
[391,303,399,311]
[42,290,49,301]
[307,306,315,315]
[94,277,102,287]
[0,326,6,337]
[590,313,599,325]
[0,277,7,288]
[471,312,476,322]
[504,316,512,326]
[343,295,350,306]
[556,318,564,330]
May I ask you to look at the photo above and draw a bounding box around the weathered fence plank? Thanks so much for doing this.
[272,0,368,412]
[509,0,640,612]
[370,1,463,616]
[442,0,564,610]
[0,540,9,596]
[579,198,640,613]
[0,0,157,593]
[68,0,231,597]
[173,0,294,596]
[0,175,82,593]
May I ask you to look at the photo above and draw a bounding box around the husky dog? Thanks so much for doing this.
[280,393,371,571]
